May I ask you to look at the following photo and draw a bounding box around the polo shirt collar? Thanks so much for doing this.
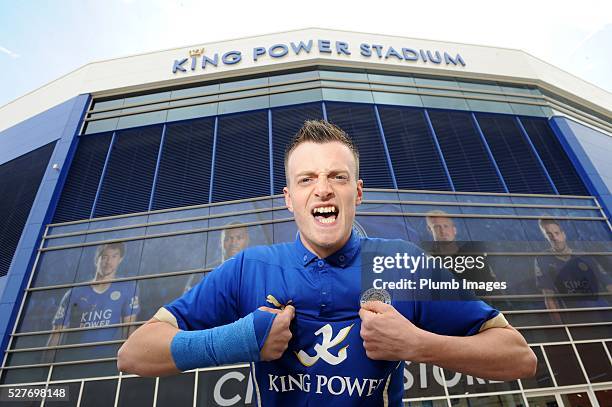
[294,229,361,268]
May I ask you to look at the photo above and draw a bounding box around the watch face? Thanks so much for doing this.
[360,288,391,305]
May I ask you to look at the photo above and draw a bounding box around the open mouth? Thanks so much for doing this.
[311,205,339,225]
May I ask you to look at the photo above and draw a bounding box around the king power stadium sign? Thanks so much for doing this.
[172,39,466,73]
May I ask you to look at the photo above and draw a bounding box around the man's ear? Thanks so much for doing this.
[283,186,294,213]
[355,179,364,206]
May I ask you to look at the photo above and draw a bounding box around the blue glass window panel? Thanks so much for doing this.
[138,232,207,276]
[476,113,555,194]
[271,103,324,194]
[32,247,84,287]
[325,102,394,188]
[509,104,546,117]
[414,77,460,89]
[368,73,415,86]
[212,110,270,202]
[94,126,162,217]
[520,117,588,195]
[116,110,168,130]
[466,99,514,114]
[420,96,469,111]
[218,95,270,115]
[270,88,323,108]
[166,103,218,122]
[273,220,297,244]
[322,88,374,103]
[319,71,368,81]
[92,99,125,111]
[53,133,113,223]
[136,274,194,320]
[171,84,219,99]
[17,288,70,333]
[84,117,119,134]
[0,142,56,277]
[269,70,320,84]
[377,105,451,191]
[220,77,269,91]
[428,110,505,193]
[372,92,423,107]
[152,118,215,210]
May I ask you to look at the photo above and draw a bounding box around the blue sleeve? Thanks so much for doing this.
[164,252,243,331]
[414,300,500,336]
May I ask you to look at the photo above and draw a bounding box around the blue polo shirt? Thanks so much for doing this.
[164,232,501,406]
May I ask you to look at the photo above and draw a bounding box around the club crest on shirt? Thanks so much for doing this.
[295,324,353,366]
[110,291,121,301]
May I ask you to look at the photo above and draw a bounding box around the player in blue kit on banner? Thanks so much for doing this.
[50,243,140,346]
[535,219,612,315]
[118,120,536,406]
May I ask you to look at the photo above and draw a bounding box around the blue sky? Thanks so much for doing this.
[0,0,610,107]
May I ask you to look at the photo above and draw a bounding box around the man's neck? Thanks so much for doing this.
[92,272,115,293]
[300,234,350,259]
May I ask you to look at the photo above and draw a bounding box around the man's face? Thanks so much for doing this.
[427,217,457,242]
[95,248,123,279]
[283,141,363,259]
[223,228,250,258]
[542,224,567,252]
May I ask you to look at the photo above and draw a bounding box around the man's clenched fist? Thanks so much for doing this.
[259,305,295,361]
[359,301,431,362]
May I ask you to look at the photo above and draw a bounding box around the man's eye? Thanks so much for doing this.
[333,175,348,181]
[298,177,313,184]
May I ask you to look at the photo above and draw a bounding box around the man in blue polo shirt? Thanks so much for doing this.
[118,120,536,405]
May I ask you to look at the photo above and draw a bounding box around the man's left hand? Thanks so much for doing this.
[359,301,430,362]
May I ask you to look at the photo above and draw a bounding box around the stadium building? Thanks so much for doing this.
[0,28,610,406]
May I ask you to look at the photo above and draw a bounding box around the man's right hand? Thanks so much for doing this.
[258,305,295,361]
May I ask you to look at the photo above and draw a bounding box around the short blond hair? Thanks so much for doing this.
[284,120,359,184]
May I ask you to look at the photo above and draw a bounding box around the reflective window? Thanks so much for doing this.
[544,344,587,385]
[575,342,612,383]
[1,367,49,385]
[138,233,207,276]
[44,381,81,406]
[51,361,118,381]
[117,377,155,407]
[80,379,118,407]
[32,247,84,287]
[157,372,195,407]
[18,288,71,333]
[137,274,193,320]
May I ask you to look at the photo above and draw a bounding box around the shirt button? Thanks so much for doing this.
[321,304,326,307]
[322,292,327,295]
[303,255,307,262]
[339,255,345,261]
[317,260,324,267]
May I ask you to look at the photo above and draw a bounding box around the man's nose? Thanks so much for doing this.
[314,176,333,198]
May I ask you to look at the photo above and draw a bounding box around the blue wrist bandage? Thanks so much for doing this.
[170,309,276,371]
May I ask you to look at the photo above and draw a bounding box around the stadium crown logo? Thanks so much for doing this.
[295,324,353,366]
